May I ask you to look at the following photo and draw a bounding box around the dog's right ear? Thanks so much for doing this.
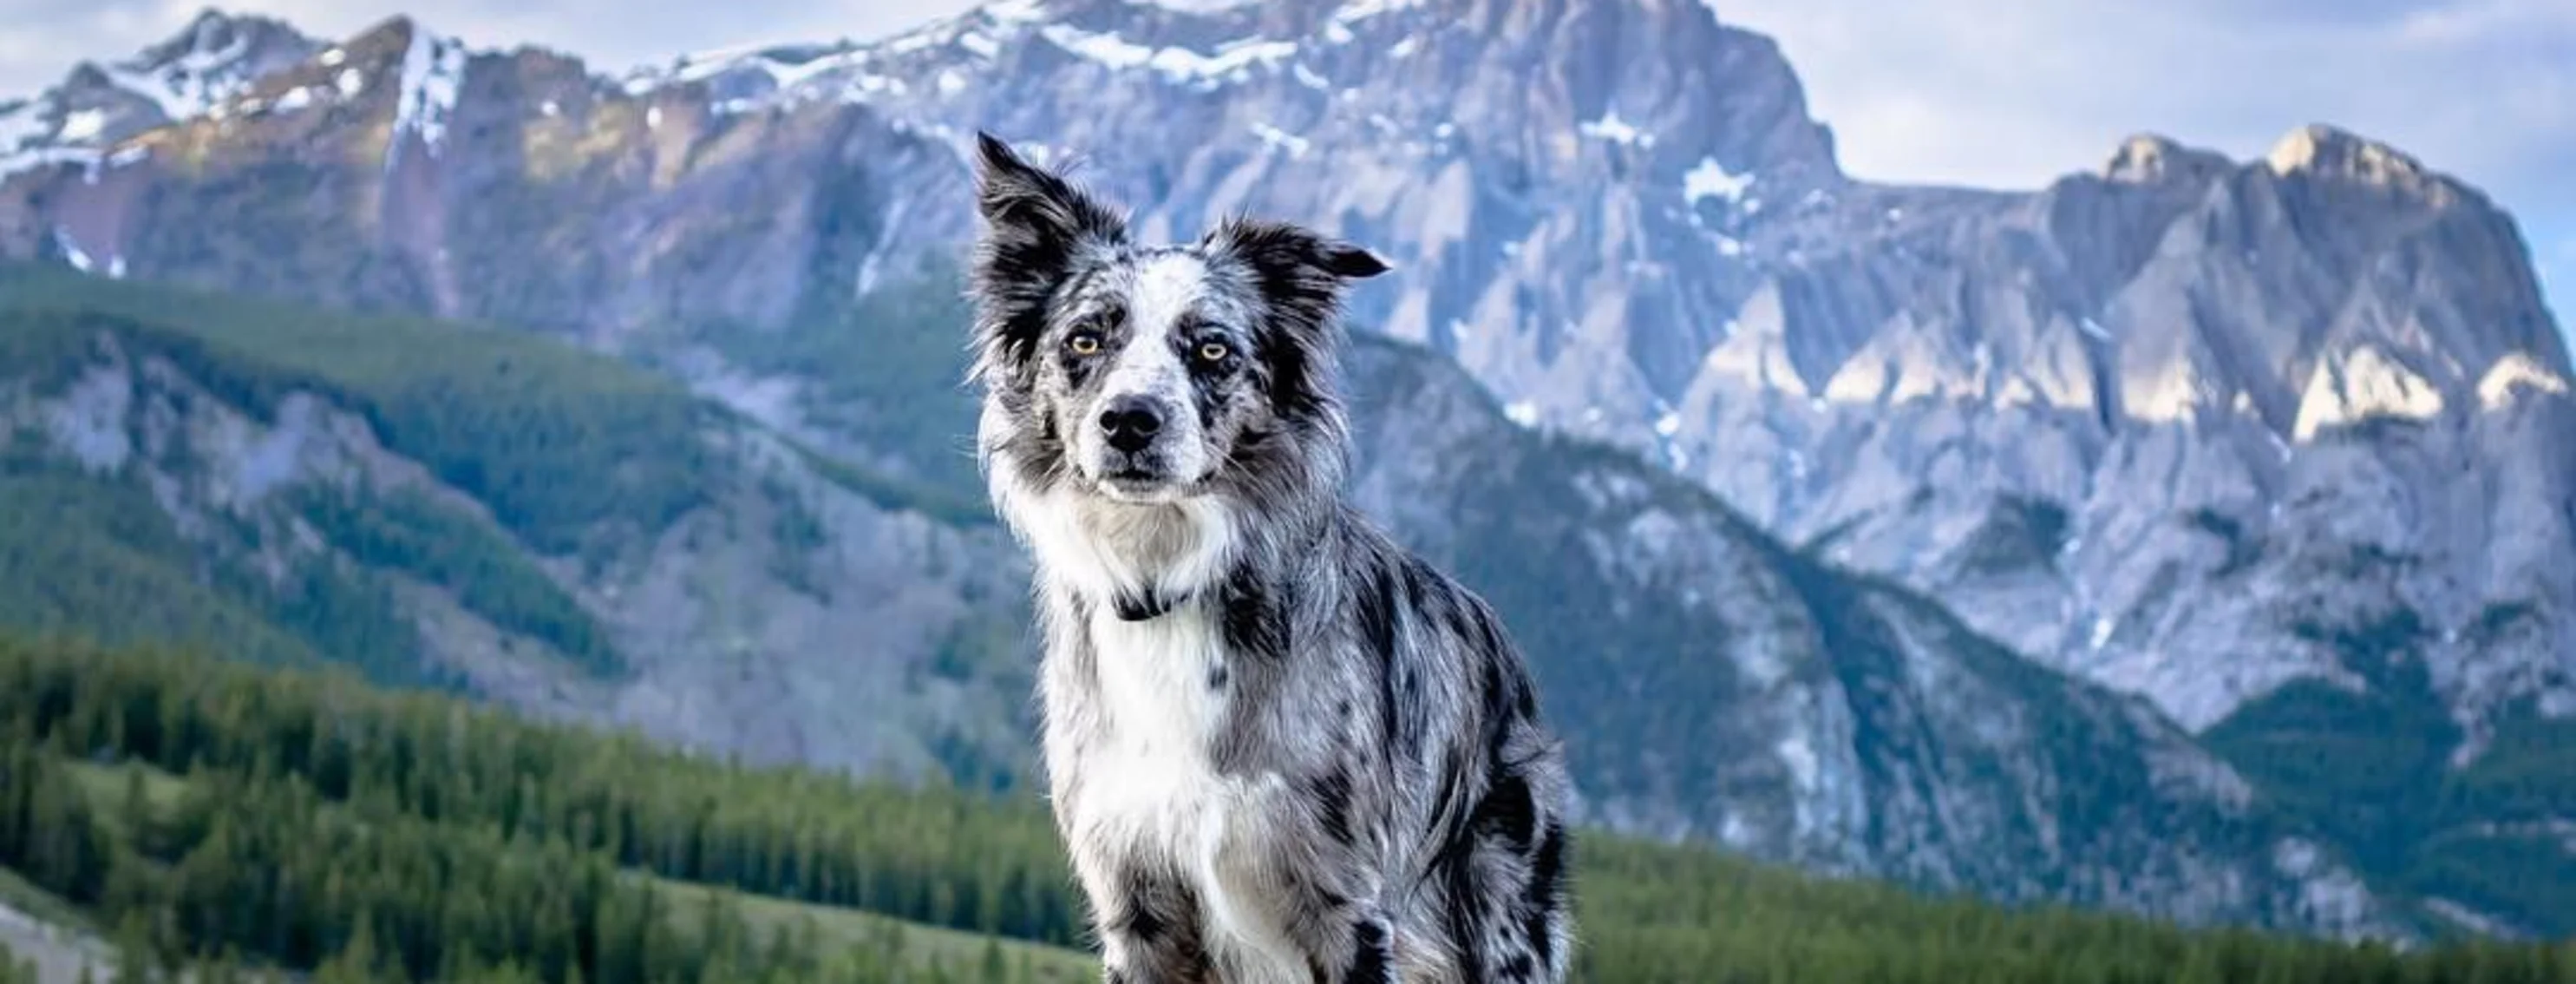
[968,133,1129,386]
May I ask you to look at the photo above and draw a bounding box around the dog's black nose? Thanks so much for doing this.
[1100,397,1165,453]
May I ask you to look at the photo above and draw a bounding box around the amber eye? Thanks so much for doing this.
[1069,332,1102,356]
[1197,340,1231,363]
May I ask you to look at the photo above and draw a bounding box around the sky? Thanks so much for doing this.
[2,0,2569,323]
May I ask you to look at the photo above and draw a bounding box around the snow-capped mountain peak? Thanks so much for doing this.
[105,8,318,125]
[0,9,317,180]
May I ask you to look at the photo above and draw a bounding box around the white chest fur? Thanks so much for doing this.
[1073,605,1306,981]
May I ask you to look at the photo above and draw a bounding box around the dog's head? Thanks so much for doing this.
[966,133,1388,509]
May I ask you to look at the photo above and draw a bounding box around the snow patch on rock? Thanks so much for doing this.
[104,19,258,123]
[386,24,470,168]
[1249,121,1310,159]
[2475,352,2571,410]
[1684,156,1751,206]
[1579,110,1652,148]
[2292,344,2447,441]
[1039,24,1298,87]
[57,108,109,143]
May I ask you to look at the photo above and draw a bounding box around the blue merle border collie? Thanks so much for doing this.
[964,132,1574,983]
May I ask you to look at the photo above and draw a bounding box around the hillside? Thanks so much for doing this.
[4,636,2574,984]
[0,261,1045,790]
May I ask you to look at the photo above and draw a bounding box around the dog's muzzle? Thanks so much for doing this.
[1099,395,1165,455]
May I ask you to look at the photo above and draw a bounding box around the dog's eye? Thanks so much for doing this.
[1069,332,1102,356]
[1196,340,1231,363]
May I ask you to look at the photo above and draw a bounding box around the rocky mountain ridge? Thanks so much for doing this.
[1,10,319,175]
[1,0,2570,936]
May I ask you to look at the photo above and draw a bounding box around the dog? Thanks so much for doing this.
[963,132,1574,983]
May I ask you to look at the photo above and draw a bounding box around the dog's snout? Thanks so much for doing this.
[1099,396,1167,453]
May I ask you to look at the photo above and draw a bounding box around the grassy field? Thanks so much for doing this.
[645,877,1100,982]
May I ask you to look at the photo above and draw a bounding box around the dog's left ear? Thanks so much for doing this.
[1202,217,1389,332]
[968,132,1130,385]
[1203,217,1389,425]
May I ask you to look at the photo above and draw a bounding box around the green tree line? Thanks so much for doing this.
[0,635,1082,947]
[3,635,2573,983]
[0,738,1054,983]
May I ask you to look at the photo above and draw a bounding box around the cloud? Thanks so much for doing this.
[1716,0,2573,323]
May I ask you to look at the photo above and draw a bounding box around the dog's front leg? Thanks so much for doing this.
[1082,858,1214,984]
[1296,909,1399,984]
[1264,841,1399,984]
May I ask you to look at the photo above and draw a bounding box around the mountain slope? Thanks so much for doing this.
[1342,335,2396,932]
[0,263,1043,785]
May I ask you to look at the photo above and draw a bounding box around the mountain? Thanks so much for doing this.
[2,0,2570,937]
[0,10,319,175]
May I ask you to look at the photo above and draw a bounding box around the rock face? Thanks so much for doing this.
[1680,126,2576,743]
[0,269,1045,788]
[3,0,2570,937]
[1339,336,2390,935]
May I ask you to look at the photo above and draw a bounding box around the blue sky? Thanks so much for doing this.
[3,0,2569,324]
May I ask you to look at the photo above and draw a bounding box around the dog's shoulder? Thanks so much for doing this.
[1324,507,1526,660]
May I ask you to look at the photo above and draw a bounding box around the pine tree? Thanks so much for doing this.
[980,938,1008,983]
[113,909,161,984]
[317,912,383,984]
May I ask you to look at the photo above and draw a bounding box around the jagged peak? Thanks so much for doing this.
[125,7,315,74]
[2101,133,2229,186]
[346,14,430,47]
[58,62,117,92]
[2261,123,2456,201]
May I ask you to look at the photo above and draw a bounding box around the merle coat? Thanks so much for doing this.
[965,132,1573,984]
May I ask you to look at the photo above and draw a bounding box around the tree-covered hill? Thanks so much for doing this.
[0,261,1047,785]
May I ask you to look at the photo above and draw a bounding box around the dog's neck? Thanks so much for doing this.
[1012,490,1237,624]
[1014,487,1335,626]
